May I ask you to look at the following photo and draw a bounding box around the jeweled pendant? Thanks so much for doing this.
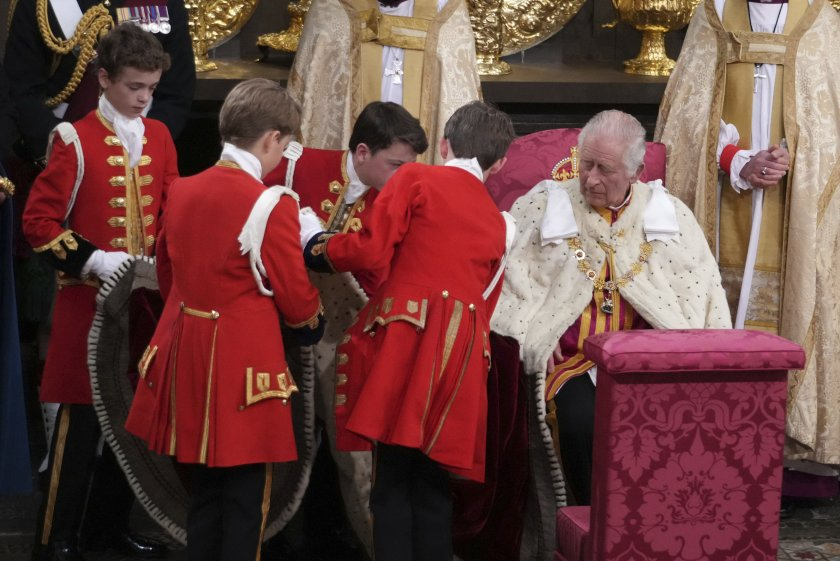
[601,298,614,315]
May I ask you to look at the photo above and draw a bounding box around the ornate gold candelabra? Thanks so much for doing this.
[469,0,511,75]
[257,0,311,54]
[186,0,217,72]
[608,0,701,76]
[186,0,261,72]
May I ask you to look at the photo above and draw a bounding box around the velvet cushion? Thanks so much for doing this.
[555,506,590,561]
[583,329,805,374]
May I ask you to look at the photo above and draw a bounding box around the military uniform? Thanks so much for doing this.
[22,108,177,556]
[126,154,324,561]
[309,160,507,560]
[4,0,195,161]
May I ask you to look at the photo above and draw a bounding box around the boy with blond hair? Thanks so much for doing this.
[126,78,325,561]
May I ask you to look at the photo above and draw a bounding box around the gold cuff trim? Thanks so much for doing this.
[138,345,158,379]
[34,230,77,260]
[0,176,15,197]
[180,302,220,320]
[245,367,299,406]
[56,271,100,290]
[286,302,324,329]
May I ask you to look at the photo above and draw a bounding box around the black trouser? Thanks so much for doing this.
[370,443,452,561]
[187,463,270,561]
[34,404,134,551]
[553,374,596,506]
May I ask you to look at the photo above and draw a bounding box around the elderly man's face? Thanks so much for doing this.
[578,135,642,208]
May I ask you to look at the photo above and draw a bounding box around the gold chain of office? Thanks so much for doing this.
[36,0,114,107]
[566,237,653,292]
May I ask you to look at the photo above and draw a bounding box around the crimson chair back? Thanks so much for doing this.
[485,128,667,212]
[556,329,804,561]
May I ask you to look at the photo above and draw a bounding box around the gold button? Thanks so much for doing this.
[468,303,476,311]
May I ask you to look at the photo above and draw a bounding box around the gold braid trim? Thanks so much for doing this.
[36,0,114,108]
[0,177,15,197]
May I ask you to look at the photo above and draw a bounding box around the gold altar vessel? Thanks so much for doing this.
[608,0,701,76]
[186,0,260,72]
[256,0,311,54]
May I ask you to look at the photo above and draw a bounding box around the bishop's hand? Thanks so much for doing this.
[740,144,790,189]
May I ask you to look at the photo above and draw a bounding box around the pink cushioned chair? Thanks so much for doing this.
[555,329,805,561]
[485,128,667,212]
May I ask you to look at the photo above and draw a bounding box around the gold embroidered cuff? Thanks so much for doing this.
[286,302,324,330]
[34,230,78,259]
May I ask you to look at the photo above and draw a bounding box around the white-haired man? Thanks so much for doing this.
[492,110,732,520]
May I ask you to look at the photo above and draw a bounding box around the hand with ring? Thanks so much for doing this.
[740,144,790,189]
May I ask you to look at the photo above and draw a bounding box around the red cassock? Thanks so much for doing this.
[264,148,383,293]
[125,164,323,467]
[325,163,506,482]
[22,110,177,404]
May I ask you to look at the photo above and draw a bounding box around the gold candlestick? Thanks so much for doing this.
[257,0,311,54]
[469,0,511,75]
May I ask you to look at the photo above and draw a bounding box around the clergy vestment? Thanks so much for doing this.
[655,0,840,464]
[287,0,480,163]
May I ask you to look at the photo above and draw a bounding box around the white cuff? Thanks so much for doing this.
[730,149,759,192]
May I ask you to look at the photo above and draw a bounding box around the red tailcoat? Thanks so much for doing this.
[125,164,323,467]
[265,148,383,293]
[22,110,177,404]
[326,163,506,482]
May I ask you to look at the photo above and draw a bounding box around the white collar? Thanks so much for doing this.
[98,95,145,168]
[345,152,370,204]
[220,142,263,181]
[444,157,484,182]
[539,179,680,246]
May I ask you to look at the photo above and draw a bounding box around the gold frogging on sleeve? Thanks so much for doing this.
[244,367,299,406]
[33,230,78,260]
[286,303,325,330]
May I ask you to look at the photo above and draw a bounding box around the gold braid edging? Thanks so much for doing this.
[36,0,114,108]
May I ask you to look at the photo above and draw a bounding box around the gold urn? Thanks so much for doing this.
[609,0,701,76]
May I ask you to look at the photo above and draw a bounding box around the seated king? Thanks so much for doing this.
[490,110,732,545]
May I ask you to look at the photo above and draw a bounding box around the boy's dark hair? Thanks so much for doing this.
[97,24,171,77]
[349,102,428,155]
[219,78,300,147]
[443,101,515,170]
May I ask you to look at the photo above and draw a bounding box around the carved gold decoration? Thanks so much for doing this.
[469,0,511,75]
[186,0,260,72]
[832,0,840,10]
[256,0,311,55]
[499,0,587,56]
[607,0,701,76]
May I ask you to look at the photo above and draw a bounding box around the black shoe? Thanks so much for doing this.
[779,497,798,520]
[108,532,168,559]
[48,541,88,561]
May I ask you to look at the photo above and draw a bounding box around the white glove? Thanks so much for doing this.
[299,207,324,248]
[81,250,131,281]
